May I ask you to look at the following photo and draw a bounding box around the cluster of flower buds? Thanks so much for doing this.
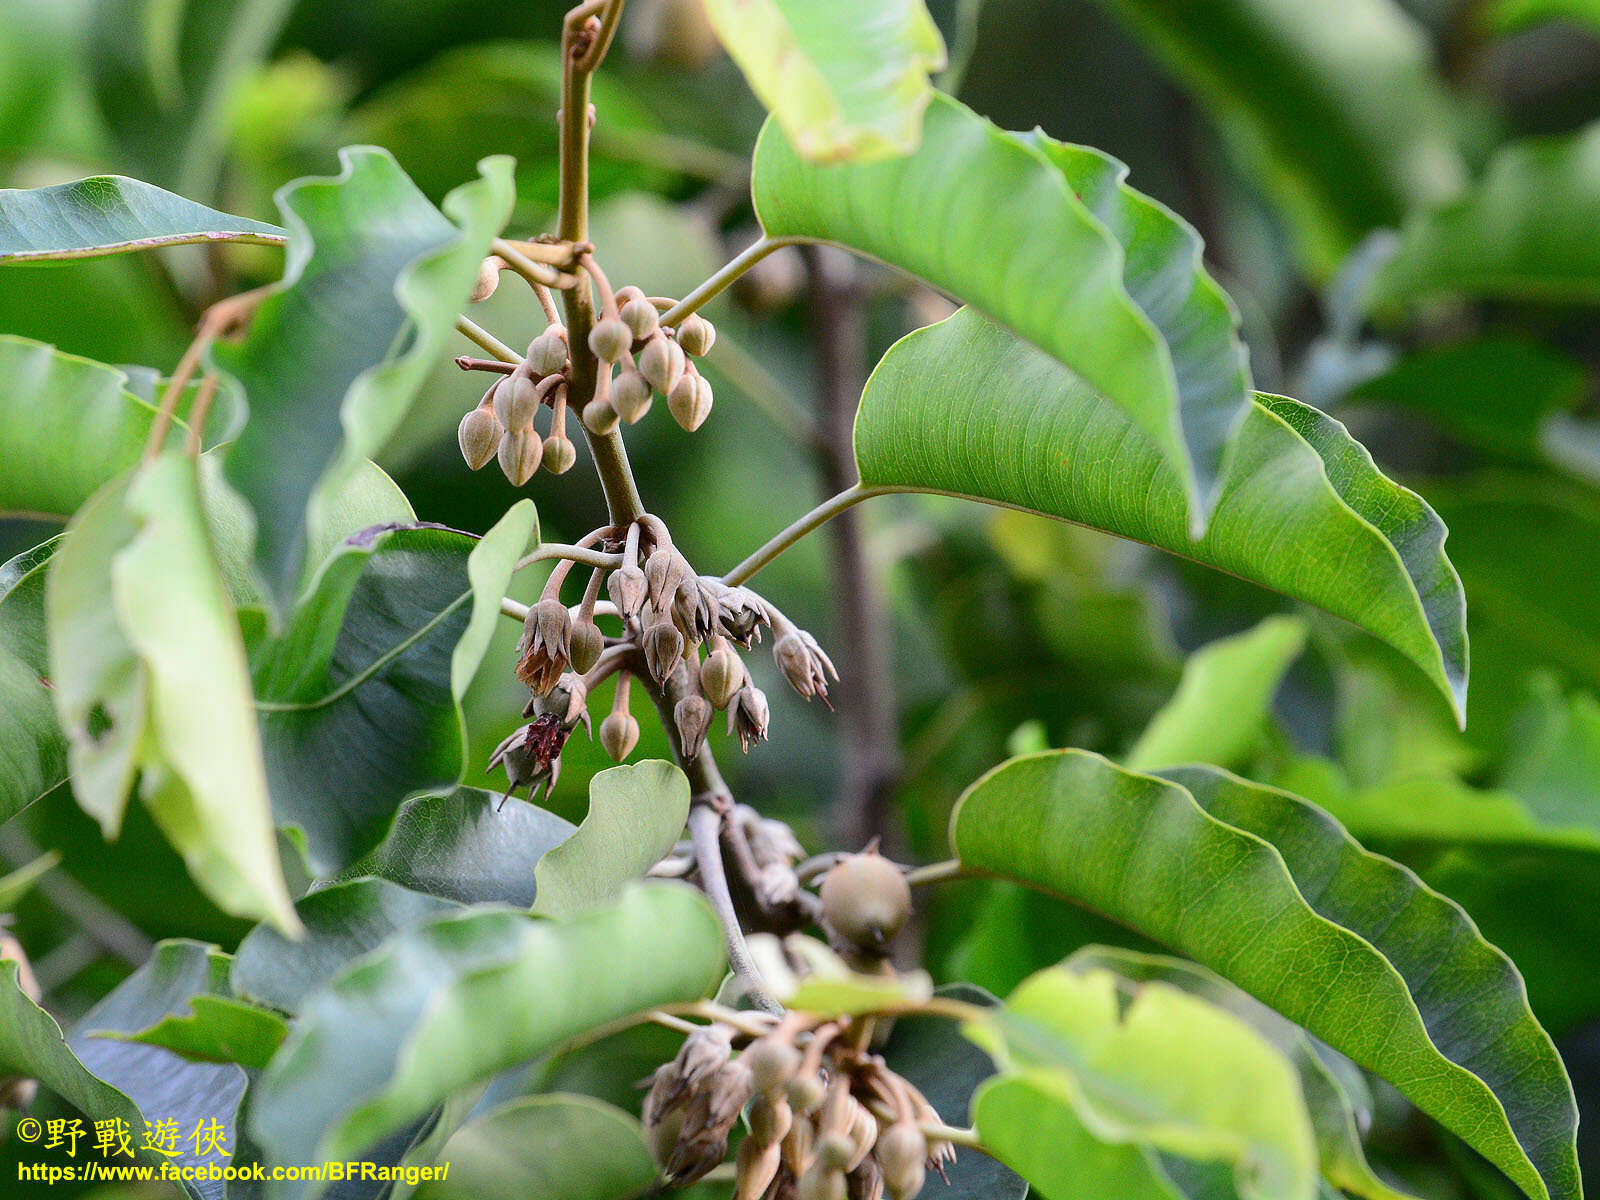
[644,1013,953,1199]
[457,323,579,485]
[0,928,40,1110]
[584,281,717,436]
[491,513,838,800]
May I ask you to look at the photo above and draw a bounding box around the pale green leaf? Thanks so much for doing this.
[704,0,945,162]
[533,760,691,917]
[1127,615,1307,771]
[112,993,288,1070]
[950,751,1579,1200]
[0,176,283,264]
[857,309,1467,720]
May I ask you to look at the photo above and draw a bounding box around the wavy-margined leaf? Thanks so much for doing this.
[1126,615,1306,771]
[533,761,691,917]
[254,502,536,876]
[857,309,1467,720]
[967,963,1318,1200]
[950,751,1579,1200]
[412,1094,658,1200]
[703,0,945,162]
[1371,122,1600,308]
[1066,947,1418,1200]
[1090,0,1464,274]
[0,176,283,264]
[212,148,512,612]
[250,883,725,1200]
[0,540,66,823]
[47,457,300,933]
[113,992,288,1070]
[345,787,575,908]
[754,92,1253,513]
[232,877,456,1015]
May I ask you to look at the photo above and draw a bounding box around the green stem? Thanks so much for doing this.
[455,315,519,363]
[658,236,803,328]
[904,859,966,887]
[721,483,884,585]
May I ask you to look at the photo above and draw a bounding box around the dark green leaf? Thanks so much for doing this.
[857,309,1467,720]
[951,751,1579,1200]
[0,540,66,824]
[0,176,283,264]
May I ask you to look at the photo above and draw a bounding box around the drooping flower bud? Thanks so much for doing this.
[469,256,501,303]
[798,1164,847,1200]
[620,296,660,341]
[744,1039,802,1100]
[668,370,712,431]
[599,710,640,761]
[542,433,577,474]
[735,1136,783,1200]
[588,317,632,363]
[677,312,716,356]
[729,683,770,752]
[643,620,686,685]
[673,577,716,643]
[527,327,568,376]
[516,598,572,694]
[607,564,648,619]
[775,629,838,705]
[701,643,742,709]
[674,693,713,759]
[568,620,605,675]
[494,373,541,429]
[582,394,619,434]
[457,405,501,471]
[497,425,542,486]
[612,368,653,423]
[639,334,685,393]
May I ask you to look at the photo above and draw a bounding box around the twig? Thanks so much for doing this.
[0,829,153,966]
[657,236,802,329]
[721,483,882,586]
[689,804,784,1015]
[904,859,965,887]
[455,315,521,363]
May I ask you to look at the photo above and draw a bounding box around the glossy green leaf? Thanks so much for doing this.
[348,787,575,908]
[755,92,1254,511]
[413,1093,657,1200]
[969,963,1317,1200]
[1371,122,1600,307]
[703,0,945,162]
[254,502,536,876]
[250,883,725,1200]
[232,877,456,1015]
[0,176,283,264]
[858,309,1467,720]
[1126,615,1306,771]
[950,751,1579,1200]
[533,761,691,917]
[0,540,66,824]
[113,993,288,1070]
[1091,0,1464,274]
[1066,947,1419,1200]
[212,148,512,611]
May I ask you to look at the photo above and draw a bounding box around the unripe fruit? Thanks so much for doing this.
[743,1037,801,1097]
[542,434,577,474]
[498,426,542,485]
[620,296,660,341]
[820,851,911,951]
[613,370,653,423]
[528,329,568,375]
[876,1122,926,1200]
[569,621,605,675]
[600,711,639,761]
[494,374,541,429]
[458,406,501,470]
[677,312,716,356]
[589,317,632,363]
[583,395,619,434]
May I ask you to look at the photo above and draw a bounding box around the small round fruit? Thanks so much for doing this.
[820,851,911,951]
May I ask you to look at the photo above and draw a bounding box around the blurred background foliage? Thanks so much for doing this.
[5,0,1600,1194]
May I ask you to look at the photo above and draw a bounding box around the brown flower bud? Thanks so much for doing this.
[607,564,648,619]
[701,644,743,709]
[820,851,911,952]
[494,374,541,429]
[615,284,647,306]
[457,405,501,471]
[875,1122,926,1200]
[668,370,713,431]
[717,587,769,646]
[568,620,604,675]
[673,577,716,643]
[486,714,571,806]
[798,1164,847,1200]
[528,328,568,376]
[749,1093,794,1145]
[729,684,770,752]
[588,317,632,363]
[582,394,619,434]
[497,425,542,486]
[643,620,686,685]
[599,711,639,762]
[786,1072,825,1117]
[775,629,838,705]
[639,334,685,393]
[620,296,660,341]
[846,1154,884,1200]
[743,1038,802,1099]
[516,598,572,694]
[736,1136,784,1200]
[677,312,716,356]
[542,434,577,474]
[612,369,653,423]
[674,693,713,759]
[782,1106,815,1178]
[643,546,677,607]
[469,256,501,303]
[844,1099,877,1171]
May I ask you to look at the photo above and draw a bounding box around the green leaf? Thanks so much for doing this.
[1126,615,1306,771]
[1090,0,1464,274]
[212,148,512,611]
[1371,122,1600,307]
[857,309,1467,720]
[703,0,945,162]
[0,176,283,264]
[349,787,576,907]
[0,540,66,824]
[1494,0,1600,35]
[533,761,691,917]
[949,751,1579,1200]
[412,1093,658,1200]
[754,92,1253,512]
[113,993,288,1070]
[249,883,725,1200]
[232,877,456,1015]
[968,962,1318,1200]
[1065,947,1419,1200]
[254,502,536,876]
